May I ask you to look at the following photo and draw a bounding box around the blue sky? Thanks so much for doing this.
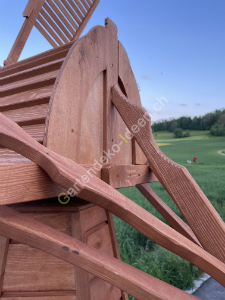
[0,0,224,122]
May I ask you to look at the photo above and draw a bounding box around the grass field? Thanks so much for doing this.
[114,131,225,299]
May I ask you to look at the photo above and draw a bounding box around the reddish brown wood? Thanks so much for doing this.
[0,113,225,285]
[136,183,201,246]
[102,164,158,188]
[112,84,225,263]
[0,206,200,300]
[0,235,9,294]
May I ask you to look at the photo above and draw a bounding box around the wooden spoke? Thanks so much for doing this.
[0,113,225,287]
[112,84,225,263]
[54,0,79,31]
[35,21,58,48]
[0,205,199,300]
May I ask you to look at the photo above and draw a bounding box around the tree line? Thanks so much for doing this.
[152,109,225,136]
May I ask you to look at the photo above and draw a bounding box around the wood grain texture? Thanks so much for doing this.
[0,86,53,112]
[0,235,9,295]
[4,0,46,66]
[112,84,225,263]
[0,206,200,300]
[0,113,225,286]
[136,183,201,246]
[102,164,158,188]
[44,25,108,162]
[71,211,91,300]
[0,70,58,98]
[118,41,147,165]
[23,0,37,17]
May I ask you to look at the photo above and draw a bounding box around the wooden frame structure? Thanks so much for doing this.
[0,2,225,299]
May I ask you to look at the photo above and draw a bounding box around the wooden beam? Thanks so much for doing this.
[102,164,158,189]
[136,184,201,246]
[0,235,9,294]
[23,0,37,18]
[0,206,201,300]
[112,84,225,263]
[4,0,46,66]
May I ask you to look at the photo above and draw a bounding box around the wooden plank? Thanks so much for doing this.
[86,0,93,6]
[81,206,107,233]
[106,211,129,300]
[1,111,225,284]
[0,70,58,97]
[4,0,46,66]
[37,14,64,46]
[71,211,91,300]
[23,0,37,17]
[0,206,202,300]
[2,244,75,292]
[118,41,147,165]
[0,235,9,294]
[136,184,201,246]
[45,0,75,38]
[67,0,84,21]
[1,295,76,300]
[102,164,158,188]
[0,59,63,86]
[73,0,87,16]
[54,0,79,31]
[112,84,225,263]
[2,103,48,126]
[73,0,100,41]
[41,9,70,44]
[0,86,53,112]
[0,44,71,77]
[61,0,82,26]
[35,21,58,48]
[90,276,122,300]
[80,0,89,11]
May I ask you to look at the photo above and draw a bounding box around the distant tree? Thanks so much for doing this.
[174,128,183,138]
[171,121,178,132]
[210,114,225,136]
[183,130,190,137]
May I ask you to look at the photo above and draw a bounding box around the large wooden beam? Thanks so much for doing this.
[4,0,46,66]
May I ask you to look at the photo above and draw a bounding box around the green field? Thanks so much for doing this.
[114,131,225,299]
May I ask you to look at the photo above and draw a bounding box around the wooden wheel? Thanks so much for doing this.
[0,18,224,300]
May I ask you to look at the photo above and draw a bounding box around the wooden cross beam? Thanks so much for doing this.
[4,0,100,66]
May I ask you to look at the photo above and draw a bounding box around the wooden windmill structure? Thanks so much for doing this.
[0,1,225,299]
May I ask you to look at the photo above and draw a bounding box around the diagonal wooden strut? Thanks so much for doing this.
[136,183,201,246]
[0,113,225,288]
[112,84,225,263]
[0,205,199,300]
[4,0,100,66]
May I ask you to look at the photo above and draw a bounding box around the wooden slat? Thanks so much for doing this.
[0,70,58,97]
[54,0,79,31]
[38,14,64,46]
[61,0,82,26]
[41,9,70,44]
[0,206,202,300]
[67,0,84,21]
[45,0,75,37]
[23,0,37,17]
[21,123,45,143]
[102,164,158,188]
[106,211,129,300]
[2,103,48,126]
[136,184,201,246]
[71,211,92,300]
[2,292,76,299]
[86,0,92,6]
[35,21,58,48]
[0,86,53,112]
[73,0,87,16]
[72,0,100,41]
[112,84,225,263]
[4,0,46,66]
[0,44,71,77]
[2,244,75,292]
[0,235,9,294]
[1,112,225,286]
[80,0,90,11]
[0,59,63,86]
